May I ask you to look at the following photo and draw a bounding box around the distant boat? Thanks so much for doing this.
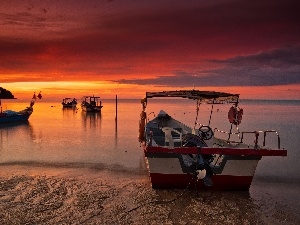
[62,98,77,108]
[139,90,287,191]
[81,96,103,112]
[0,108,33,123]
[0,92,42,123]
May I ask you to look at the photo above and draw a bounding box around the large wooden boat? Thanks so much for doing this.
[139,90,287,191]
[81,96,103,112]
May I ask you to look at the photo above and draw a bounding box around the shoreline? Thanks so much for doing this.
[1,165,298,224]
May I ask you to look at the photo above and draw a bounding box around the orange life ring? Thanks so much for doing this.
[139,111,147,142]
[228,106,243,125]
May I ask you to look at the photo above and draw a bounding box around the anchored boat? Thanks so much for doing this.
[0,92,42,123]
[139,90,287,191]
[62,98,77,108]
[81,96,103,112]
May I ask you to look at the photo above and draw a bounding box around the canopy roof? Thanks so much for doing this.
[82,96,101,99]
[145,90,239,103]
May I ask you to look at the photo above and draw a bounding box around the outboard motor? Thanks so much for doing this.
[182,133,214,187]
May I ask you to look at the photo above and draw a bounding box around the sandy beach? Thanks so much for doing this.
[0,165,298,225]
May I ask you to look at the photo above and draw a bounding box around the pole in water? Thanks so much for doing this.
[115,95,118,121]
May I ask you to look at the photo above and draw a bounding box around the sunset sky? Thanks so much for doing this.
[1,0,300,100]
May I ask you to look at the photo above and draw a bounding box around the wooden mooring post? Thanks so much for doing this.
[115,95,118,121]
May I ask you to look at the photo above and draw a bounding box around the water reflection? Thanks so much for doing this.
[0,121,36,157]
[0,120,30,129]
[114,118,118,147]
[62,106,78,118]
[0,121,35,140]
[81,111,102,130]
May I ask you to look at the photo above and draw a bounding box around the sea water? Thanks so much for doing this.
[0,98,299,222]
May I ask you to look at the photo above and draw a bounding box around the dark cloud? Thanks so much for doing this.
[0,0,300,83]
[113,45,300,87]
[216,45,300,68]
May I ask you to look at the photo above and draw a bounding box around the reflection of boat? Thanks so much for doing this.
[62,98,77,108]
[81,111,102,129]
[139,90,287,191]
[0,92,41,123]
[81,96,103,112]
[0,120,29,128]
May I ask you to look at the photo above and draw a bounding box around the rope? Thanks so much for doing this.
[208,99,215,126]
[193,99,201,130]
[124,174,197,214]
[115,170,201,224]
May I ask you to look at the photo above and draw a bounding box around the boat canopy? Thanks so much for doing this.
[143,90,239,103]
[82,96,101,102]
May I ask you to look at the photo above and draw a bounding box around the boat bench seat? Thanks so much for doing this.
[150,128,165,146]
[148,127,183,147]
[162,127,183,148]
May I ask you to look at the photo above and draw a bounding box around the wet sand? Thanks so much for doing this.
[0,165,298,225]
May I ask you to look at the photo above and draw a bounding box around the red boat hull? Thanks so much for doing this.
[144,145,287,191]
[149,173,254,191]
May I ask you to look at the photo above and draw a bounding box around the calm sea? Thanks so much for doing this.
[1,98,300,219]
